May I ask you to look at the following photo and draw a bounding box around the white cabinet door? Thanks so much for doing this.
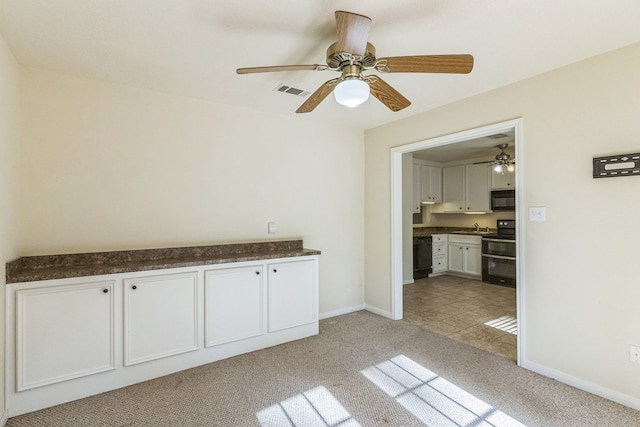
[492,170,515,189]
[268,260,317,332]
[442,165,465,212]
[15,281,115,391]
[465,244,482,276]
[412,162,422,213]
[448,244,465,273]
[205,265,264,347]
[124,272,198,366]
[465,164,491,213]
[421,165,442,204]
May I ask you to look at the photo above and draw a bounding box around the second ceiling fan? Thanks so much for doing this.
[237,11,474,114]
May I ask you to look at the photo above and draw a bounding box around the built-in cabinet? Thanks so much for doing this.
[431,234,448,274]
[7,256,319,416]
[440,164,491,213]
[421,165,442,204]
[412,160,443,212]
[491,169,515,190]
[447,235,482,277]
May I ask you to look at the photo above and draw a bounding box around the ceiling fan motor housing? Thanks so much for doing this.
[326,42,376,69]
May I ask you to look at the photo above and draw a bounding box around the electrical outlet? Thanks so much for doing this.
[630,345,640,363]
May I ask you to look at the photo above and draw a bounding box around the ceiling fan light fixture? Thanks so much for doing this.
[333,78,370,108]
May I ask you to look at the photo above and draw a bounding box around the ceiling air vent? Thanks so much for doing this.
[274,84,310,97]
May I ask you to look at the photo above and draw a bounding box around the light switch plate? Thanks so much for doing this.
[529,207,546,221]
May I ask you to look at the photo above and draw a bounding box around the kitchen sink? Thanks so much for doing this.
[451,230,495,235]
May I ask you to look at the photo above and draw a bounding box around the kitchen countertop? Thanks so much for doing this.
[413,227,496,237]
[6,240,321,284]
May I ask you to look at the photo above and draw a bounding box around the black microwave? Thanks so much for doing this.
[491,190,516,211]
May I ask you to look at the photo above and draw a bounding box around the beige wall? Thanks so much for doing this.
[19,68,365,318]
[365,42,640,406]
[0,33,20,420]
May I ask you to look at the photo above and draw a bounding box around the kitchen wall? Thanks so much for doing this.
[0,33,20,421]
[365,42,640,407]
[19,68,365,318]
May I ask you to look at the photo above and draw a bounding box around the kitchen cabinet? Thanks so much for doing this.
[431,234,448,275]
[15,281,115,391]
[124,272,199,366]
[205,265,264,347]
[448,235,482,277]
[412,162,422,213]
[465,164,491,212]
[441,164,491,213]
[420,165,442,203]
[7,255,319,416]
[492,169,516,190]
[268,260,317,332]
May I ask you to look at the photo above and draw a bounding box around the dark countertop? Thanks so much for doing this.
[6,240,321,284]
[413,227,496,237]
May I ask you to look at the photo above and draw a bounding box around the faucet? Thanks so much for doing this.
[473,222,480,232]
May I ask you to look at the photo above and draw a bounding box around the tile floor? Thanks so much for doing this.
[403,274,517,363]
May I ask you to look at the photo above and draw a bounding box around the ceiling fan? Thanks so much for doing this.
[236,11,474,114]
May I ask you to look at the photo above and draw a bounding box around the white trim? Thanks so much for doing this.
[390,119,525,365]
[319,304,365,320]
[523,360,640,411]
[403,279,414,285]
[0,409,7,426]
[364,304,393,320]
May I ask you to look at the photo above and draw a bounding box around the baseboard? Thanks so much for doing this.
[523,360,640,411]
[403,279,414,285]
[319,304,365,320]
[363,304,393,320]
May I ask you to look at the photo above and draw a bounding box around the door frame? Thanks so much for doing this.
[390,118,525,365]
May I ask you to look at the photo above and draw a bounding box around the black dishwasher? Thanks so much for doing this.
[413,236,433,279]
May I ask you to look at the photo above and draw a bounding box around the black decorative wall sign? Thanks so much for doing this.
[592,153,640,178]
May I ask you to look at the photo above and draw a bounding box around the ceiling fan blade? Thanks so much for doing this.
[368,76,411,112]
[335,11,371,56]
[296,78,340,113]
[237,64,326,74]
[377,54,474,74]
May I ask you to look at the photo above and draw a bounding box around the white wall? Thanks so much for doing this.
[365,42,640,406]
[19,68,365,317]
[0,33,21,421]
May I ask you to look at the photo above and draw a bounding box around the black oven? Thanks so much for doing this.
[491,190,515,211]
[482,220,516,287]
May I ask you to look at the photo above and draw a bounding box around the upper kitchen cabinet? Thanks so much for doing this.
[465,164,491,212]
[492,168,516,189]
[412,161,422,213]
[421,165,442,204]
[440,164,491,213]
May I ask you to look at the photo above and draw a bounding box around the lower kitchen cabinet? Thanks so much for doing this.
[268,260,316,332]
[124,272,199,366]
[448,235,482,277]
[15,281,115,391]
[204,265,264,347]
[431,234,448,275]
[6,255,319,416]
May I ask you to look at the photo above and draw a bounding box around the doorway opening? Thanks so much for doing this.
[390,119,524,365]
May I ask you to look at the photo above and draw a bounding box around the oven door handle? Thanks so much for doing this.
[481,254,516,261]
[482,238,516,243]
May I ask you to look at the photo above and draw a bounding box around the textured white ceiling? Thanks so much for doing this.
[1,0,639,130]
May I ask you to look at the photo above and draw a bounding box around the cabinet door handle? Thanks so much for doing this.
[255,271,260,275]
[273,269,277,273]
[132,285,137,290]
[103,288,109,293]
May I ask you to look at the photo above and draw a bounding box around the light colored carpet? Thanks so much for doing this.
[6,311,640,426]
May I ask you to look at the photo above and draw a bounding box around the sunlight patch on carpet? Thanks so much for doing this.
[361,355,526,427]
[484,316,518,335]
[256,385,361,427]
